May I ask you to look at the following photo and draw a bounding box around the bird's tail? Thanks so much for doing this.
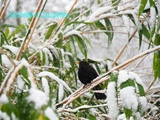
[93,85,106,100]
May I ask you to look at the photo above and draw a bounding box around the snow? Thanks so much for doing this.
[27,88,49,109]
[11,113,17,120]
[139,96,147,112]
[42,77,50,96]
[150,6,156,29]
[2,55,12,66]
[122,15,130,33]
[107,82,119,119]
[16,75,25,93]
[118,70,144,86]
[128,72,144,85]
[118,70,130,86]
[120,87,138,111]
[0,94,8,104]
[0,111,10,120]
[2,45,19,55]
[58,84,64,102]
[45,107,59,120]
[117,114,134,120]
[85,6,113,22]
[38,71,73,93]
[157,0,160,17]
[64,30,82,38]
[42,48,53,66]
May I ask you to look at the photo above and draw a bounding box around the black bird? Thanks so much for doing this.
[77,61,106,100]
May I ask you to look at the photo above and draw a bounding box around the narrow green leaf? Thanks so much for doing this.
[45,22,58,40]
[124,108,132,120]
[41,51,46,66]
[138,29,143,48]
[1,101,19,118]
[112,0,120,10]
[19,66,30,85]
[5,27,9,38]
[8,24,26,40]
[153,34,160,80]
[142,24,150,40]
[120,79,135,89]
[109,72,118,82]
[0,30,9,45]
[138,0,147,16]
[88,114,97,120]
[136,82,145,96]
[104,18,114,45]
[74,35,88,59]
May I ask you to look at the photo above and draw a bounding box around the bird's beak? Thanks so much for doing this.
[76,61,80,64]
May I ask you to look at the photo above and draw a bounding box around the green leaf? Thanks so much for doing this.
[153,34,160,80]
[95,20,113,45]
[88,114,97,120]
[74,35,88,59]
[41,51,46,66]
[45,22,58,40]
[109,72,118,82]
[138,29,142,48]
[5,27,9,38]
[0,24,17,28]
[124,108,132,120]
[19,66,30,85]
[112,0,120,10]
[136,82,145,96]
[38,114,49,120]
[0,30,9,45]
[1,101,19,118]
[138,0,147,16]
[120,79,135,89]
[142,24,150,40]
[104,18,114,45]
[149,0,156,7]
[8,24,26,40]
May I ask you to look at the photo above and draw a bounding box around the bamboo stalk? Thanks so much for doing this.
[0,0,11,21]
[16,0,45,60]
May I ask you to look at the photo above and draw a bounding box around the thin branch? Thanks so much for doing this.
[56,45,160,110]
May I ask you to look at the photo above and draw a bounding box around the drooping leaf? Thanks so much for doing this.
[112,0,120,10]
[136,82,145,96]
[120,79,135,89]
[138,0,148,16]
[88,114,97,120]
[153,34,160,80]
[45,22,58,40]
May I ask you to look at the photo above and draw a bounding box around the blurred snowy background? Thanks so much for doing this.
[1,0,154,87]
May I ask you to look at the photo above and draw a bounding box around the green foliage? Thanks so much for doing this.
[153,34,160,80]
[0,0,160,119]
